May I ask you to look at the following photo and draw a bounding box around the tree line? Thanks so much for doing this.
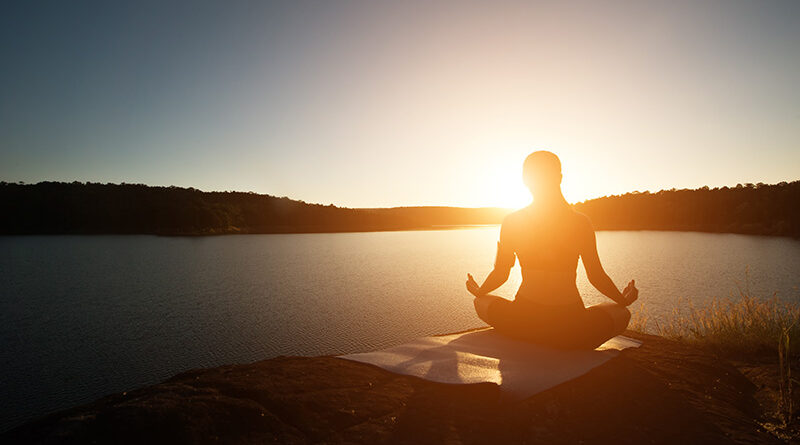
[573,181,800,237]
[0,181,507,235]
[0,180,797,237]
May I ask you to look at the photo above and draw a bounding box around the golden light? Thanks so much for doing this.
[561,175,589,205]
[495,173,532,209]
[470,149,596,209]
[490,170,590,208]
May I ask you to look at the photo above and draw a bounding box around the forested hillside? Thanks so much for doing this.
[574,181,800,237]
[1,180,797,237]
[0,182,507,235]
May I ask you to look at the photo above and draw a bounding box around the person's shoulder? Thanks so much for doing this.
[501,207,529,227]
[568,208,594,231]
[499,208,528,237]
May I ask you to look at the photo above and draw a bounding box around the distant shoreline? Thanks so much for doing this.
[2,226,798,240]
[0,223,501,237]
[2,180,798,238]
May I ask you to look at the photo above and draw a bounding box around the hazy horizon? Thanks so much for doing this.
[5,177,794,210]
[2,0,799,208]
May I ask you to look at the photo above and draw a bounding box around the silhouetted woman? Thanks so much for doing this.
[466,151,638,349]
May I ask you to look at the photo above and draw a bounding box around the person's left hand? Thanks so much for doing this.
[622,280,638,306]
[466,273,483,297]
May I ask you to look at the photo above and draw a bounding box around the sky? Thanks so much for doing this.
[1,0,798,208]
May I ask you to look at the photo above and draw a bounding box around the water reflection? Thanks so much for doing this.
[0,230,799,430]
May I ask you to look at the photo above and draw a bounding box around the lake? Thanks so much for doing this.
[2,229,799,431]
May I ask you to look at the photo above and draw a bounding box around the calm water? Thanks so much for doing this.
[2,229,799,431]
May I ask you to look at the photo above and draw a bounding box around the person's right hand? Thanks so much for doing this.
[466,273,483,297]
[621,280,638,306]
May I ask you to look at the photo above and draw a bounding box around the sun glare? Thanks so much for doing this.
[507,184,532,209]
[485,153,593,209]
[486,165,592,209]
[493,175,589,209]
[492,173,531,209]
[561,177,588,205]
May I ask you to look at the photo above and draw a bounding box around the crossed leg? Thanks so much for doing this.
[575,302,631,349]
[473,296,632,349]
[585,302,631,336]
[473,294,506,325]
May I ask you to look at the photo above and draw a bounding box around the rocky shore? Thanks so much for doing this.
[2,332,793,444]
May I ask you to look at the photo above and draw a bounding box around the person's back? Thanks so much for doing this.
[499,204,590,308]
[466,150,638,349]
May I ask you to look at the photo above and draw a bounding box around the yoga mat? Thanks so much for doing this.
[339,328,641,399]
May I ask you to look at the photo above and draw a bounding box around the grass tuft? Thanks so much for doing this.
[630,290,800,357]
[628,279,799,428]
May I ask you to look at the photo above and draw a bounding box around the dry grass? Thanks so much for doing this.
[628,281,800,428]
[629,290,800,357]
[779,327,794,424]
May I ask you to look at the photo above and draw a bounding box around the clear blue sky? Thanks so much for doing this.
[1,0,798,208]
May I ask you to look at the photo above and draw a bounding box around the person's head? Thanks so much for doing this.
[523,150,562,197]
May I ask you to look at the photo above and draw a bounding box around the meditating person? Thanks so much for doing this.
[466,150,638,349]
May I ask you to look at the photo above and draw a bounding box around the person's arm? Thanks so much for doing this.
[466,222,515,297]
[581,222,638,306]
[467,259,511,297]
